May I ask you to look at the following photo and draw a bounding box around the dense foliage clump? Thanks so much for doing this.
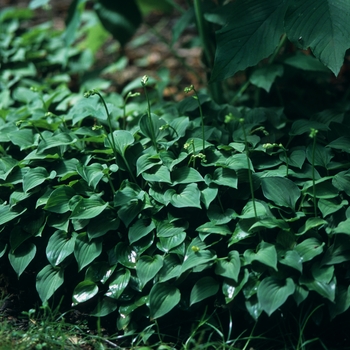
[1,1,350,348]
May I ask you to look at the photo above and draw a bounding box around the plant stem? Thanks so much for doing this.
[192,86,205,152]
[240,119,257,218]
[141,76,158,149]
[310,128,318,217]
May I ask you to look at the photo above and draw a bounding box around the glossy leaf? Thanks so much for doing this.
[90,297,118,317]
[129,218,155,244]
[215,251,241,282]
[44,186,76,214]
[136,255,163,288]
[149,283,181,319]
[46,230,77,266]
[70,196,108,220]
[0,204,27,226]
[72,280,98,306]
[105,269,131,299]
[258,277,295,316]
[74,233,102,271]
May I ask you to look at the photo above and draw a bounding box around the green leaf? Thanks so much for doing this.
[87,209,120,240]
[70,196,108,219]
[222,269,249,303]
[244,241,278,270]
[261,176,301,210]
[76,163,106,190]
[139,113,167,142]
[149,283,181,319]
[95,0,142,46]
[112,242,137,268]
[46,230,77,266]
[36,265,64,302]
[90,297,118,317]
[22,167,51,193]
[142,165,171,184]
[190,277,219,306]
[297,217,327,235]
[293,285,309,306]
[321,236,350,265]
[211,168,238,188]
[8,243,36,278]
[166,183,201,209]
[285,0,350,76]
[330,285,350,319]
[136,255,163,288]
[295,238,324,262]
[258,277,295,316]
[181,238,216,273]
[327,136,350,153]
[211,0,288,81]
[201,186,219,209]
[85,262,115,284]
[105,269,131,299]
[44,186,76,213]
[171,167,204,185]
[72,280,98,306]
[129,218,155,244]
[158,254,182,282]
[311,262,334,284]
[250,64,284,92]
[278,249,303,273]
[284,52,331,72]
[318,198,348,217]
[107,130,134,157]
[299,276,336,301]
[306,143,333,168]
[215,251,241,282]
[332,171,350,196]
[74,233,102,271]
[0,204,27,226]
[157,232,186,253]
[289,119,329,136]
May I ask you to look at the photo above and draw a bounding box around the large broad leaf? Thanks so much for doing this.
[190,277,219,306]
[23,167,55,193]
[261,176,301,210]
[166,183,202,209]
[90,297,118,317]
[46,230,77,266]
[105,269,131,299]
[182,238,217,273]
[149,283,181,319]
[249,64,284,92]
[0,204,26,226]
[329,285,350,319]
[72,280,99,306]
[295,237,324,262]
[258,277,295,316]
[106,130,134,157]
[8,243,36,278]
[94,0,142,46]
[128,218,155,244]
[70,196,108,220]
[244,241,278,270]
[44,186,76,214]
[74,233,102,271]
[299,276,336,301]
[171,167,204,185]
[211,0,288,81]
[215,250,241,282]
[285,0,350,76]
[136,255,163,288]
[36,265,64,302]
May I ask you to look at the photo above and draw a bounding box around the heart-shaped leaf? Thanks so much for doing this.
[149,283,181,319]
[258,277,295,316]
